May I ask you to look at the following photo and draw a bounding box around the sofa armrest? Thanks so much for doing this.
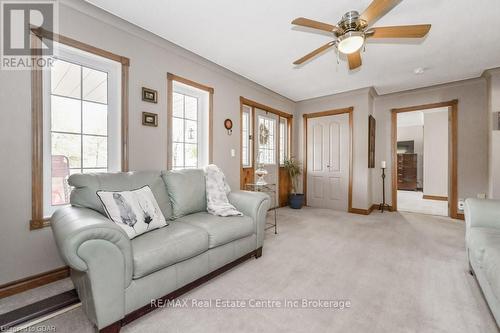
[465,199,500,230]
[51,206,133,282]
[228,191,270,248]
[51,206,133,329]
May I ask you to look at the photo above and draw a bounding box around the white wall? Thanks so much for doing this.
[0,0,295,284]
[397,125,424,188]
[295,88,374,210]
[371,78,489,207]
[423,111,448,197]
[486,69,500,199]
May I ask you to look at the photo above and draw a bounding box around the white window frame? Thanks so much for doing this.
[171,81,209,169]
[279,117,288,166]
[257,114,276,165]
[41,41,121,217]
[242,105,253,168]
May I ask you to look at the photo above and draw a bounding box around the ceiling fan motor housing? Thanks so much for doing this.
[338,11,366,35]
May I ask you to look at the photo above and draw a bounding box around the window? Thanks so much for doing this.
[242,105,252,167]
[257,115,276,165]
[41,42,122,216]
[168,74,212,170]
[279,117,288,165]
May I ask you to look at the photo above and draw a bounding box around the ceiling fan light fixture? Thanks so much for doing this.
[337,31,365,54]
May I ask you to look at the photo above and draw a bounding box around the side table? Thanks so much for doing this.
[245,183,278,234]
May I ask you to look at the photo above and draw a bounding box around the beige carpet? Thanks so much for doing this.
[25,208,497,332]
[397,190,448,216]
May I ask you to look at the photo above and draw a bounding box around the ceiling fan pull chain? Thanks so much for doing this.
[337,50,340,65]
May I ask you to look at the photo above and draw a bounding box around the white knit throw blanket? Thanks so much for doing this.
[204,165,243,217]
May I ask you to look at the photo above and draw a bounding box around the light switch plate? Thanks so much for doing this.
[230,149,236,157]
[477,193,486,199]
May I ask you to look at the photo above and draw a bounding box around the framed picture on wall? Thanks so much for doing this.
[368,115,376,168]
[142,87,158,103]
[142,112,158,127]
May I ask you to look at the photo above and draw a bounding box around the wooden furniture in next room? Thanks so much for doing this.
[397,153,417,191]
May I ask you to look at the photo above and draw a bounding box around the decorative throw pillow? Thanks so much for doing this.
[97,185,168,239]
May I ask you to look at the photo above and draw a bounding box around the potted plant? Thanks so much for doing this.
[283,157,304,209]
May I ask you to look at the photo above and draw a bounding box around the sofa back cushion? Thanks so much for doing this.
[69,171,172,219]
[161,169,206,218]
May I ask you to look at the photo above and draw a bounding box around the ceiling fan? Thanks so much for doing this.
[291,0,431,70]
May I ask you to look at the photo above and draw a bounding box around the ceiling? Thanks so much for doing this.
[84,0,500,101]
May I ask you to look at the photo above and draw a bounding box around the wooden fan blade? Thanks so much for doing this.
[293,41,335,65]
[368,25,431,38]
[348,51,362,70]
[360,0,402,26]
[292,17,338,33]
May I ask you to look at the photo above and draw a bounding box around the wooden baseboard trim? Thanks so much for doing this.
[349,207,371,215]
[349,204,394,215]
[423,195,448,201]
[0,267,70,299]
[0,289,79,331]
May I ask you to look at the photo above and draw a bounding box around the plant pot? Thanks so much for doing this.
[288,193,305,209]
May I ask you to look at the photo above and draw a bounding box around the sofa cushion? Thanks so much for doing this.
[468,228,500,267]
[69,171,172,220]
[176,212,254,249]
[161,169,206,218]
[97,186,168,239]
[131,223,209,279]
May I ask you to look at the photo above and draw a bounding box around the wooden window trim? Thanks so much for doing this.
[239,97,293,119]
[30,28,130,230]
[302,107,354,212]
[390,99,460,219]
[167,73,214,170]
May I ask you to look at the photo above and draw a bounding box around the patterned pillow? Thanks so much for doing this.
[97,185,168,239]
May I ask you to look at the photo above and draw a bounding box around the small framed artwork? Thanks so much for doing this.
[368,115,376,168]
[142,87,158,103]
[142,112,158,127]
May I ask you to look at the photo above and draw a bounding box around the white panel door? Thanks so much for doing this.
[255,109,278,207]
[307,113,349,210]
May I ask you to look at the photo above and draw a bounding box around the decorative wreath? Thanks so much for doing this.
[259,123,269,145]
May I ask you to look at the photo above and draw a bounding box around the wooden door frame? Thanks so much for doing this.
[239,97,293,205]
[391,99,459,219]
[303,107,354,212]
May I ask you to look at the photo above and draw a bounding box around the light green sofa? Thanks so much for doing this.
[465,198,500,326]
[51,169,270,333]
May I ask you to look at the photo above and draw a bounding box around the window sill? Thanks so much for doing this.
[30,218,51,230]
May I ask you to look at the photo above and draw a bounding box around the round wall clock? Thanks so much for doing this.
[224,119,233,135]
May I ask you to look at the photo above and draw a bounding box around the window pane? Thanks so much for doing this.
[51,95,81,133]
[258,116,275,164]
[83,101,107,135]
[184,96,197,120]
[51,155,71,206]
[185,143,197,167]
[242,146,248,166]
[51,133,81,168]
[185,120,197,144]
[51,59,81,99]
[172,117,184,142]
[173,142,184,168]
[173,93,184,118]
[83,135,107,168]
[82,67,107,104]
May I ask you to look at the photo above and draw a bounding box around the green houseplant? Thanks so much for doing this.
[283,157,304,209]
